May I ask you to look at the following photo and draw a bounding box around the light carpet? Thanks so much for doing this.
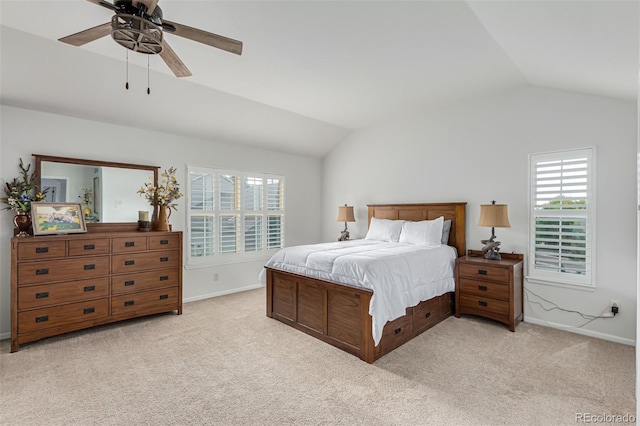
[0,288,635,426]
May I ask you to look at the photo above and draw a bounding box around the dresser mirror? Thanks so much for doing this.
[33,154,159,231]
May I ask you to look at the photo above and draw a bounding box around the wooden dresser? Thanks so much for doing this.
[455,250,523,331]
[11,231,182,352]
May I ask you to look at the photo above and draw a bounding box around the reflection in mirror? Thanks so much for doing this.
[34,155,159,229]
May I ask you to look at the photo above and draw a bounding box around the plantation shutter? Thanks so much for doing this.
[266,178,284,249]
[189,171,215,258]
[529,148,594,286]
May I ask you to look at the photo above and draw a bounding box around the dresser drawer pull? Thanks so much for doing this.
[35,292,49,299]
[83,307,95,314]
[124,260,135,266]
[478,270,487,275]
[84,244,95,250]
[84,285,95,292]
[478,285,488,291]
[160,257,169,262]
[159,294,169,300]
[478,301,488,307]
[36,268,49,275]
[125,241,135,247]
[124,300,134,306]
[425,312,431,318]
[124,280,135,286]
[160,239,169,245]
[159,275,169,281]
[394,327,402,335]
[35,247,49,253]
[83,264,96,270]
[35,315,49,323]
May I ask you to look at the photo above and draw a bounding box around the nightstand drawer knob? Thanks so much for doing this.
[478,301,488,307]
[478,285,488,291]
[478,270,487,275]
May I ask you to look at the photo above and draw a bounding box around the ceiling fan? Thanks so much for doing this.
[59,0,243,78]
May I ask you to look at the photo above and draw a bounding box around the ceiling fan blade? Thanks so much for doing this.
[59,22,112,46]
[160,41,192,78]
[161,20,243,56]
[84,0,117,12]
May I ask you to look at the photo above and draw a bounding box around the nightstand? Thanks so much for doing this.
[455,250,524,331]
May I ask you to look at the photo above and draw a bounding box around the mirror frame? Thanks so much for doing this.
[34,154,159,233]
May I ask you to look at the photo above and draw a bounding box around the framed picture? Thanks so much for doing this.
[31,203,87,236]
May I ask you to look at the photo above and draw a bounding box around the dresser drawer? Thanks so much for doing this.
[18,298,109,334]
[17,241,66,261]
[18,256,110,285]
[459,294,509,316]
[68,238,110,256]
[111,287,179,316]
[111,250,180,274]
[112,236,147,253]
[380,311,413,352]
[18,277,109,310]
[149,234,180,250]
[111,269,179,294]
[458,278,509,301]
[413,297,441,333]
[458,263,510,283]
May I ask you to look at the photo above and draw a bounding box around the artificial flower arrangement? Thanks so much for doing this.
[79,187,93,207]
[1,158,48,213]
[138,166,183,210]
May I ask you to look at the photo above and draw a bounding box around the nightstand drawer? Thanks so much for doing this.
[459,294,509,316]
[458,278,509,301]
[458,263,510,283]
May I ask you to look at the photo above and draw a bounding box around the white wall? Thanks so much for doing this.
[323,86,637,344]
[0,105,323,337]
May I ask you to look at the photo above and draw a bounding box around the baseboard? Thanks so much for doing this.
[0,331,9,341]
[524,317,635,346]
[183,283,265,303]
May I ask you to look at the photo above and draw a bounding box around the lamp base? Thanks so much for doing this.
[338,229,350,241]
[483,248,502,260]
[480,237,502,260]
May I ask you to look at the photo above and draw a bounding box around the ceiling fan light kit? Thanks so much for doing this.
[59,0,243,78]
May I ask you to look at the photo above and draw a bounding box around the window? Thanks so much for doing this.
[187,166,284,265]
[529,148,595,287]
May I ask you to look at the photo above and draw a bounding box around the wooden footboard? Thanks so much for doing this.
[265,267,454,363]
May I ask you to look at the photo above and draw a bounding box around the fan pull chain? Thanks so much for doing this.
[125,50,129,90]
[147,56,151,95]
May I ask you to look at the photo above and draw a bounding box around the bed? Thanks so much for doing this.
[263,202,466,363]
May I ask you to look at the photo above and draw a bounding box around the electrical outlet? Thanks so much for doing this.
[610,299,619,308]
[213,273,219,282]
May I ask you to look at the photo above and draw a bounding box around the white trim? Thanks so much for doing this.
[183,283,265,303]
[525,277,597,292]
[524,317,634,346]
[183,254,273,270]
[528,147,596,288]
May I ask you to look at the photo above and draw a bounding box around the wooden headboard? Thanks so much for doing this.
[367,202,467,257]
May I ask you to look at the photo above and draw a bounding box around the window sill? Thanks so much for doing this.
[525,276,596,292]
[185,255,273,270]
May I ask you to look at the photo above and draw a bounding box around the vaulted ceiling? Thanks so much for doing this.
[1,1,638,157]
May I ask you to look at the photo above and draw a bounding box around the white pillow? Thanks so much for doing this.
[365,218,404,242]
[399,216,444,247]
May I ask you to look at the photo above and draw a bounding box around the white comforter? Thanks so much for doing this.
[260,239,457,345]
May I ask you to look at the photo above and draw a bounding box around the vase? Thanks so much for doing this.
[13,212,32,237]
[155,206,170,231]
[83,206,92,217]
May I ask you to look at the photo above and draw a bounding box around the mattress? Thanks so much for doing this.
[260,239,457,345]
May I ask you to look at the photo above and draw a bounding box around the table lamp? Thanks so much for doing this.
[337,204,356,241]
[477,200,511,260]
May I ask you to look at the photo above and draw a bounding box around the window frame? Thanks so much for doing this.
[186,165,285,267]
[528,147,596,289]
